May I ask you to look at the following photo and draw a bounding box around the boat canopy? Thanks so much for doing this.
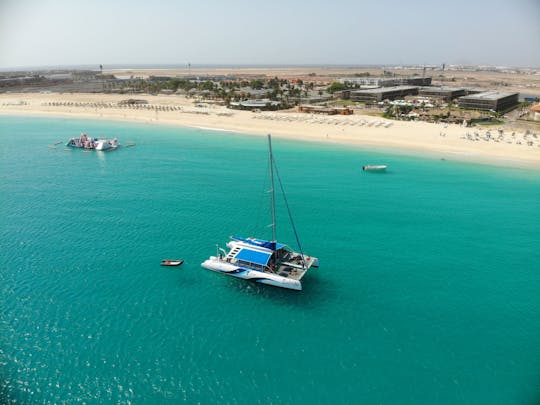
[231,235,285,250]
[234,248,272,266]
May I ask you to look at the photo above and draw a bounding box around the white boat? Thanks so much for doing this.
[160,259,184,267]
[94,138,119,150]
[66,133,119,150]
[362,165,387,171]
[201,135,319,291]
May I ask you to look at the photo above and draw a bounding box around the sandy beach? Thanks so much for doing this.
[1,92,539,168]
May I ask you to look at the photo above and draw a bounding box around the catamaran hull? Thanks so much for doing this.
[201,257,302,291]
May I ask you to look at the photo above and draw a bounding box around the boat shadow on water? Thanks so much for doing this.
[363,169,393,175]
[222,271,336,308]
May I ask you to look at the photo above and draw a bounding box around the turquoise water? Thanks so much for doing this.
[1,116,540,404]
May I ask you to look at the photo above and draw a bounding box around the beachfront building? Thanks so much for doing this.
[299,94,333,104]
[528,104,540,121]
[350,86,419,102]
[457,91,519,112]
[298,105,353,115]
[334,89,351,99]
[229,99,281,110]
[339,77,431,87]
[419,86,467,101]
[234,88,272,98]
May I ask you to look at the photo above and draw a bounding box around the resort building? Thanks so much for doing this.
[418,86,467,101]
[528,104,540,121]
[349,86,419,102]
[457,91,519,112]
[299,95,333,104]
[297,105,353,115]
[234,88,272,98]
[339,77,431,87]
[334,89,351,99]
[229,99,281,110]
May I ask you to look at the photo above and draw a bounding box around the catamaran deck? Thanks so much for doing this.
[222,245,317,281]
[273,252,317,280]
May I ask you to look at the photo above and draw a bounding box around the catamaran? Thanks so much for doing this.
[201,135,318,291]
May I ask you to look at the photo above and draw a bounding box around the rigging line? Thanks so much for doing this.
[272,154,307,270]
[252,160,269,236]
[268,135,277,242]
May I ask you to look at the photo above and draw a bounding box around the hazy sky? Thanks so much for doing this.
[1,0,539,69]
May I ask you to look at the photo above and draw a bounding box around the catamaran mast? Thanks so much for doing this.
[268,134,277,243]
[268,134,307,269]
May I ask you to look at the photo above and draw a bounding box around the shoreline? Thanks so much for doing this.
[1,92,539,169]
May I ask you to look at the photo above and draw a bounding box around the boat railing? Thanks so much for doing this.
[280,261,305,270]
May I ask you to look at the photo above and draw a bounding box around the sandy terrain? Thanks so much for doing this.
[1,92,539,168]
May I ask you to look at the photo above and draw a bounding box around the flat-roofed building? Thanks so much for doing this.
[298,105,353,115]
[528,104,540,121]
[458,91,519,112]
[419,86,467,101]
[350,86,419,102]
[340,77,431,87]
[403,77,432,86]
[229,99,281,110]
[463,88,484,96]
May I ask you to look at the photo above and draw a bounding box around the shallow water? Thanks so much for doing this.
[1,116,539,404]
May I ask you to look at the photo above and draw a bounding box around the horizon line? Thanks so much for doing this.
[1,62,539,72]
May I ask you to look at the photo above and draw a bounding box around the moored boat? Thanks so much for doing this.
[201,135,318,291]
[66,133,120,150]
[362,165,387,171]
[161,259,184,266]
[95,138,119,150]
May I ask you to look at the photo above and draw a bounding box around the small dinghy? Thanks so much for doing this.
[160,259,184,266]
[362,165,387,171]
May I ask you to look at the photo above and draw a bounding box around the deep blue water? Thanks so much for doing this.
[1,116,539,404]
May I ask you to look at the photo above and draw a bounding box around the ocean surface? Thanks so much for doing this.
[1,116,539,404]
